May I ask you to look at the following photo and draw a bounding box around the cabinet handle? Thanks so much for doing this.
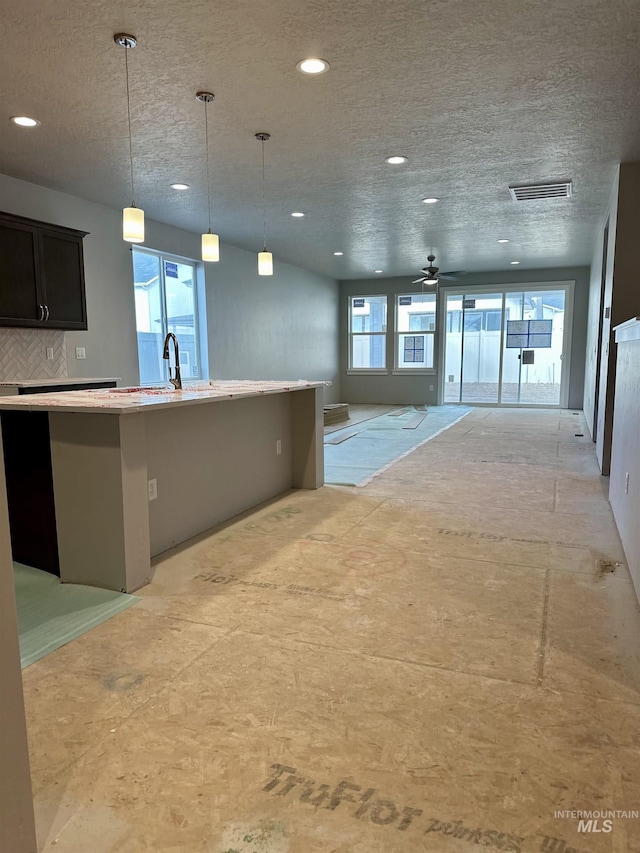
[38,304,45,321]
[44,305,50,321]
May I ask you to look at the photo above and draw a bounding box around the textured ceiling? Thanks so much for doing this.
[2,0,640,279]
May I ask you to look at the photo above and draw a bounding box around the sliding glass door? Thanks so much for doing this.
[443,284,572,407]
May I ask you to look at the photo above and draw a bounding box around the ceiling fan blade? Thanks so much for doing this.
[411,277,426,284]
[440,270,467,279]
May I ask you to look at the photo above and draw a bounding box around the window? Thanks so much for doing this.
[396,293,436,369]
[485,310,502,331]
[409,312,436,332]
[349,295,387,369]
[464,311,482,333]
[132,248,203,384]
[447,310,462,333]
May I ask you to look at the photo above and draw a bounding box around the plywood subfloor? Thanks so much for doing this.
[323,403,405,434]
[23,408,640,852]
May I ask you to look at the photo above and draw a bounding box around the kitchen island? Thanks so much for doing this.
[0,380,326,592]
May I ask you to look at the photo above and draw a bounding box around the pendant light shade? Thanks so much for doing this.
[258,251,273,276]
[115,34,144,244]
[255,132,273,277]
[202,230,220,262]
[123,205,145,243]
[196,91,220,262]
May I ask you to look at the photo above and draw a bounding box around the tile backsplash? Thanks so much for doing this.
[0,329,68,380]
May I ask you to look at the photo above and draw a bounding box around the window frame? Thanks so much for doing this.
[393,292,437,374]
[347,294,389,373]
[132,246,205,385]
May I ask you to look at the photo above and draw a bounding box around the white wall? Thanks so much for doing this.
[584,163,640,474]
[0,173,339,398]
[583,184,615,440]
[609,323,640,602]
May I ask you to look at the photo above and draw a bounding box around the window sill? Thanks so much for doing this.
[391,369,436,375]
[346,369,389,375]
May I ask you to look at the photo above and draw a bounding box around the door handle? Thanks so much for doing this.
[38,304,45,321]
[44,305,50,321]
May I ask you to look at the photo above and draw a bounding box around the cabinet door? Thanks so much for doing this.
[39,229,88,329]
[1,411,60,576]
[0,220,41,325]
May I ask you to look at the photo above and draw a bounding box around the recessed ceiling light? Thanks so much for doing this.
[422,197,439,204]
[510,260,520,265]
[497,238,510,243]
[10,116,40,127]
[333,252,344,256]
[170,183,190,190]
[291,211,305,217]
[297,58,330,75]
[385,156,408,165]
[374,270,383,274]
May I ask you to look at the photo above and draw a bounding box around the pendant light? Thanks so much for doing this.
[196,91,219,262]
[255,132,273,275]
[115,33,144,243]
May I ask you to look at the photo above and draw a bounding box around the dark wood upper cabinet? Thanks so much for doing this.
[0,211,88,329]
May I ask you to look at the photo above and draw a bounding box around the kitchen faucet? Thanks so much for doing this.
[162,332,182,390]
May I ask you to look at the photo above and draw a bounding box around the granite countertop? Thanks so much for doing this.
[0,377,120,387]
[0,380,329,415]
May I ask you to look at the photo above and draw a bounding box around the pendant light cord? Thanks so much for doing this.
[261,138,267,252]
[124,44,135,205]
[204,100,212,231]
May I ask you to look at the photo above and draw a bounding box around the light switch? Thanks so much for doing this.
[75,347,86,359]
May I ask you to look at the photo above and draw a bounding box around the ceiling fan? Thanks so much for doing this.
[412,255,466,288]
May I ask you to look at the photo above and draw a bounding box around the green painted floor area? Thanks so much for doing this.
[324,405,472,486]
[14,563,138,668]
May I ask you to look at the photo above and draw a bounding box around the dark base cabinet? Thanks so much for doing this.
[1,381,117,576]
[1,411,60,576]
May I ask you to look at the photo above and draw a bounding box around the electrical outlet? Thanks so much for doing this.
[46,347,54,360]
[429,385,434,391]
[148,478,157,501]
[75,346,86,359]
[276,439,282,456]
[625,472,630,495]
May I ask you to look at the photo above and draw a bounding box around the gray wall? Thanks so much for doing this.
[204,242,339,395]
[340,267,589,408]
[147,394,294,557]
[0,172,339,400]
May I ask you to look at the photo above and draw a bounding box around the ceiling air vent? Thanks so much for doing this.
[509,181,572,202]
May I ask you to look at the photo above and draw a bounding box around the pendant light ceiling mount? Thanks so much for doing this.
[115,33,144,243]
[196,91,219,262]
[114,33,138,49]
[255,132,273,276]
